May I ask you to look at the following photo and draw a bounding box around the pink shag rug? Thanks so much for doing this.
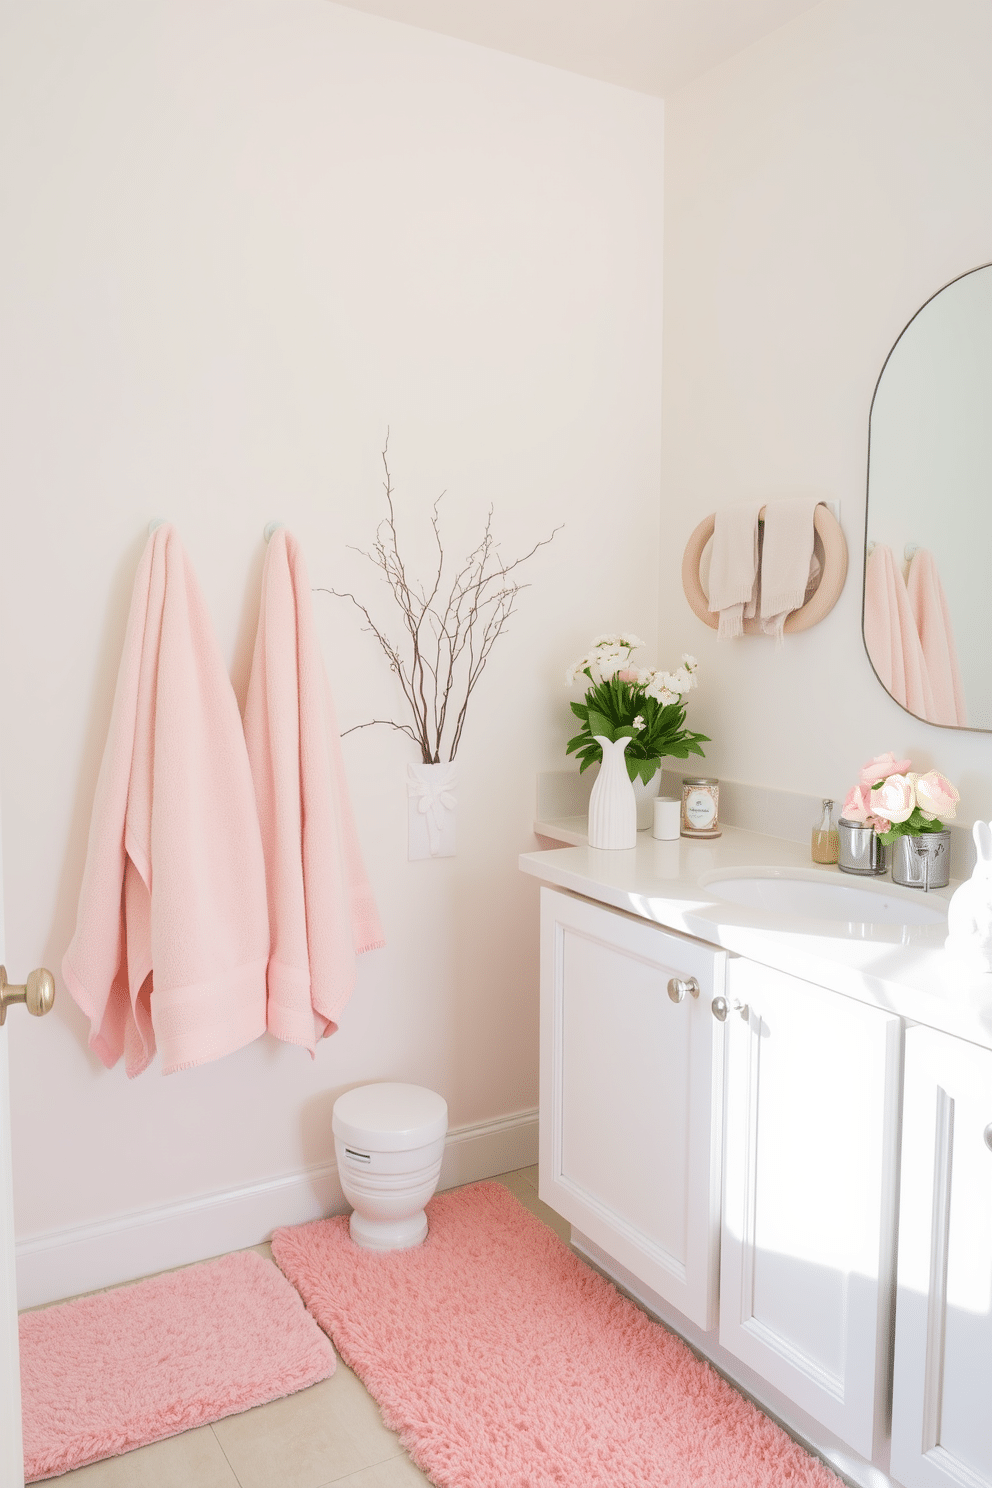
[19,1249,334,1482]
[273,1181,844,1488]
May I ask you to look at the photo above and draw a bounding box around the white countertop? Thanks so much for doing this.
[520,824,992,1053]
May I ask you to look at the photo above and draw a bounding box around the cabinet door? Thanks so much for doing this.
[891,1027,992,1488]
[720,960,901,1459]
[539,886,726,1330]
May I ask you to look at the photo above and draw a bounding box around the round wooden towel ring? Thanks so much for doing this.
[681,504,847,634]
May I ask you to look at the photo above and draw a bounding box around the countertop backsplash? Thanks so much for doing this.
[536,769,977,876]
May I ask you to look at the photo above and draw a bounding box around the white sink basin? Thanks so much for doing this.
[700,869,948,927]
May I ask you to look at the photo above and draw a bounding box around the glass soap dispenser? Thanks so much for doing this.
[811,798,839,864]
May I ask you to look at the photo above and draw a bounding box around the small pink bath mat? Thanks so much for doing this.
[273,1181,843,1488]
[19,1249,334,1481]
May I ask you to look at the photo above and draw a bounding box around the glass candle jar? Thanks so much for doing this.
[681,778,721,838]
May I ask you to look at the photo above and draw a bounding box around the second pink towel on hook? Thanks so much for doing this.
[243,528,385,1054]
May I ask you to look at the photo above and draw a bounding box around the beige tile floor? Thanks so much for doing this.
[36,1167,570,1488]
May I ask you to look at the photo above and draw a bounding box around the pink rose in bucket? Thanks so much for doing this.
[841,785,871,823]
[870,774,916,824]
[841,785,890,833]
[845,751,960,843]
[911,771,960,822]
[859,752,912,790]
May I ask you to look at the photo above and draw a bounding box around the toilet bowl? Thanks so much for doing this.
[332,1082,448,1251]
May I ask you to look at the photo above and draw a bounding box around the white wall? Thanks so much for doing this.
[0,0,664,1283]
[659,0,992,817]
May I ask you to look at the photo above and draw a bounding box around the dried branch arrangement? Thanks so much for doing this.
[320,440,560,764]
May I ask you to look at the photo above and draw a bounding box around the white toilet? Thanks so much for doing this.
[332,1082,448,1251]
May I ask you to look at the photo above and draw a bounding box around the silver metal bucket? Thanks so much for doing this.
[837,819,888,876]
[890,832,951,890]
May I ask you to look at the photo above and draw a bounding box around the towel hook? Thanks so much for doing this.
[264,521,284,543]
[148,518,167,536]
[905,543,919,562]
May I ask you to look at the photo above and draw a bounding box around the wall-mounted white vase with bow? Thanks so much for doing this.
[587,735,637,850]
[408,761,458,860]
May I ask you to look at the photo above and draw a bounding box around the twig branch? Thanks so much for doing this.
[321,442,561,762]
[340,718,422,746]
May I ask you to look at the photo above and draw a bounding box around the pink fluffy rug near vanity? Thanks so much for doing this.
[19,1250,334,1481]
[272,1181,843,1488]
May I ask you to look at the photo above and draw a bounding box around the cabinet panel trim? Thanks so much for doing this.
[922,1088,954,1456]
[538,887,725,1332]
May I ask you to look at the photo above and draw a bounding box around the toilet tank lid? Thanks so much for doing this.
[332,1083,448,1152]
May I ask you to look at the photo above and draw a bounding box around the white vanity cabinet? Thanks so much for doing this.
[524,829,992,1488]
[719,959,902,1459]
[538,887,726,1330]
[890,1027,992,1488]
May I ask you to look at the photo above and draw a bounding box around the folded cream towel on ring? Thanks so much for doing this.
[243,528,385,1054]
[62,525,269,1077]
[758,497,820,640]
[707,502,761,639]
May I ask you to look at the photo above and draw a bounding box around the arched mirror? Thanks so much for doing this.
[863,263,992,731]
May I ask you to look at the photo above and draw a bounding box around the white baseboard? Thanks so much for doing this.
[16,1107,538,1309]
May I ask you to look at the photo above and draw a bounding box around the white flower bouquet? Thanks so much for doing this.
[565,633,709,784]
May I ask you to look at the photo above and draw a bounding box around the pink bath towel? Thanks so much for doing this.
[906,548,967,727]
[62,527,269,1077]
[863,543,935,722]
[243,528,384,1053]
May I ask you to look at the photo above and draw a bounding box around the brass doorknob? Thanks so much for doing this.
[0,966,56,1026]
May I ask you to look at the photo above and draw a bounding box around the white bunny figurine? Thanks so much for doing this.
[945,821,992,974]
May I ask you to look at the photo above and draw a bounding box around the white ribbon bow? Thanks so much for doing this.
[408,763,458,855]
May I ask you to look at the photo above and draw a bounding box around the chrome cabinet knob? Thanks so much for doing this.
[711,995,749,1023]
[0,966,56,1026]
[667,977,699,1003]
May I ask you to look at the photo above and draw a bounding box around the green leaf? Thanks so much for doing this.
[878,814,946,845]
[586,710,615,740]
[565,676,708,777]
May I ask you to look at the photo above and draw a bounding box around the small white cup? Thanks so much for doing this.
[652,796,681,841]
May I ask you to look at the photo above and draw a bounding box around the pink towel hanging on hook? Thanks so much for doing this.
[243,528,384,1054]
[863,544,935,722]
[906,548,967,726]
[62,526,269,1076]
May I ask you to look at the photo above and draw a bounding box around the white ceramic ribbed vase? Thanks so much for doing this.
[588,735,637,850]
